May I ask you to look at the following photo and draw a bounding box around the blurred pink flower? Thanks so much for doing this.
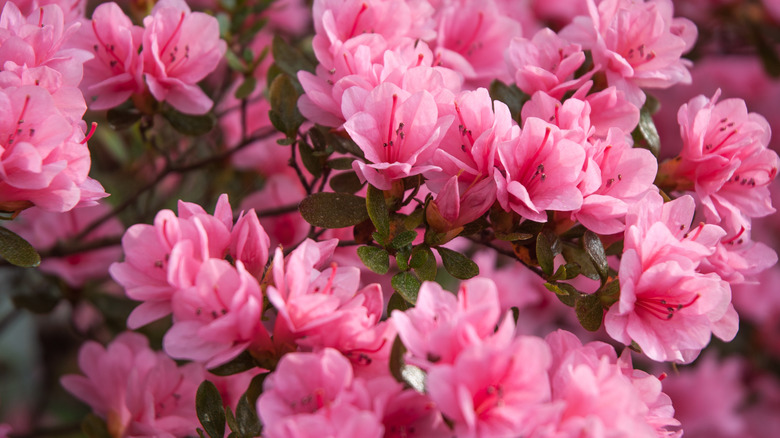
[142,0,226,114]
[61,332,203,437]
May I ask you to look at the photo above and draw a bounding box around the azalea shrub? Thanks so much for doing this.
[2,0,780,437]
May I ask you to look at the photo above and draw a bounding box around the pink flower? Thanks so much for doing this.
[426,336,552,438]
[256,348,383,438]
[142,0,226,114]
[495,117,585,222]
[0,85,102,212]
[164,259,268,368]
[61,332,202,437]
[671,90,778,237]
[506,28,590,99]
[71,2,144,110]
[560,0,697,106]
[391,278,514,369]
[342,82,453,190]
[7,202,123,287]
[605,193,737,363]
[431,0,522,87]
[110,195,234,329]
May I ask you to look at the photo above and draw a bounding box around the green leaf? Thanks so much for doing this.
[632,103,660,157]
[583,230,609,280]
[561,243,600,281]
[495,231,533,241]
[196,380,226,438]
[598,279,621,308]
[535,232,555,277]
[329,171,364,194]
[392,230,418,249]
[82,414,112,438]
[409,246,436,282]
[366,184,390,239]
[207,350,257,376]
[271,35,315,78]
[387,292,411,313]
[389,335,407,384]
[0,226,40,267]
[605,240,624,257]
[245,372,269,405]
[437,247,479,280]
[327,157,356,170]
[551,263,581,281]
[162,107,216,136]
[225,50,246,72]
[234,76,258,99]
[106,106,142,130]
[751,25,780,77]
[298,141,323,178]
[575,293,604,332]
[225,407,239,436]
[235,394,262,437]
[357,246,390,275]
[298,192,369,228]
[392,271,421,304]
[543,282,579,307]
[488,80,529,123]
[268,74,304,138]
[395,245,411,271]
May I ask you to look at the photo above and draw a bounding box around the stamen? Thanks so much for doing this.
[454,102,475,147]
[81,122,98,144]
[348,3,369,38]
[722,226,746,245]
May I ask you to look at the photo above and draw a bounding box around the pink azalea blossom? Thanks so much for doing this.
[670,90,778,237]
[506,28,591,99]
[605,192,737,363]
[7,202,123,287]
[431,0,522,87]
[495,117,585,222]
[142,0,226,114]
[0,85,103,212]
[560,0,697,106]
[0,0,85,23]
[71,2,144,110]
[110,195,234,328]
[165,259,268,368]
[342,82,453,190]
[257,348,383,438]
[426,336,552,438]
[391,278,514,369]
[61,332,202,437]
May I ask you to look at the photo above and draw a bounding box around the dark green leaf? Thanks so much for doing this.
[389,336,407,384]
[495,231,533,241]
[561,243,600,281]
[395,245,411,271]
[387,292,411,314]
[299,192,368,228]
[632,104,660,157]
[543,282,579,307]
[357,246,390,275]
[751,25,780,77]
[583,230,609,280]
[598,279,621,308]
[327,157,355,170]
[106,106,142,130]
[298,141,323,178]
[0,226,40,267]
[404,207,425,231]
[242,47,255,63]
[392,271,421,304]
[437,247,478,280]
[535,232,555,277]
[575,293,604,332]
[392,230,418,249]
[235,76,258,100]
[235,394,262,437]
[196,380,226,438]
[82,414,111,438]
[271,35,315,78]
[488,80,529,123]
[552,263,581,281]
[366,184,390,238]
[605,240,624,257]
[268,74,304,138]
[225,50,246,72]
[225,407,239,436]
[207,350,257,376]
[329,171,364,194]
[409,246,436,282]
[245,372,269,406]
[162,107,215,136]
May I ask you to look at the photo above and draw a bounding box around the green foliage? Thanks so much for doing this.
[268,74,304,138]
[575,292,604,332]
[207,351,258,376]
[299,192,369,228]
[366,185,390,239]
[437,247,479,280]
[162,107,216,136]
[357,246,390,275]
[392,271,421,304]
[409,246,437,282]
[196,381,226,438]
[583,230,609,281]
[488,80,529,123]
[0,226,40,267]
[632,100,661,157]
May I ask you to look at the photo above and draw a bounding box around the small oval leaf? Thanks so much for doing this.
[207,350,257,376]
[357,246,390,275]
[409,246,436,282]
[0,226,41,267]
[437,247,478,280]
[575,293,604,332]
[196,380,226,438]
[583,230,609,280]
[366,185,390,239]
[162,107,215,136]
[392,271,421,304]
[299,193,369,228]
